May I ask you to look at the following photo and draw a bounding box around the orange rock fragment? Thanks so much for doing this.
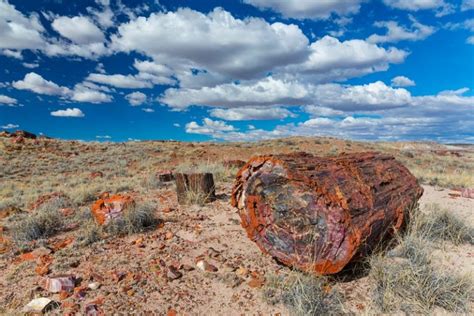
[90,194,134,225]
[52,237,74,251]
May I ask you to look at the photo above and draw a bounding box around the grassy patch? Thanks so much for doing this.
[411,204,473,245]
[11,201,64,244]
[263,272,343,316]
[369,204,473,314]
[105,202,158,236]
[370,243,472,314]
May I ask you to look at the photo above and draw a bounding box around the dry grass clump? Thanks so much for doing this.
[180,189,214,206]
[412,204,473,245]
[11,203,63,244]
[263,272,344,316]
[105,202,158,236]
[76,219,102,246]
[370,240,472,314]
[369,204,473,314]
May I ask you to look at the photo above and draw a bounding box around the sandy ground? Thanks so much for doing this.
[0,182,472,315]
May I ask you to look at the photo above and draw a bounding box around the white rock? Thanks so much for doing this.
[23,297,53,313]
[88,282,100,290]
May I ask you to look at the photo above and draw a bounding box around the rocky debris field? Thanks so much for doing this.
[0,135,473,315]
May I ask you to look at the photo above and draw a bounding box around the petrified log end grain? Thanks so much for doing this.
[231,152,423,275]
[175,173,216,205]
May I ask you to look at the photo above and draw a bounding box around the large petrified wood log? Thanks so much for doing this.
[175,173,216,205]
[231,152,423,275]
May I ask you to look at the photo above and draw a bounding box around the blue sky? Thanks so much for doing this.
[0,0,473,142]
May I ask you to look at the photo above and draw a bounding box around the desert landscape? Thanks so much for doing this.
[0,132,472,315]
[1,0,473,314]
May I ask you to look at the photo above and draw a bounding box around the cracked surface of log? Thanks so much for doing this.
[231,152,423,275]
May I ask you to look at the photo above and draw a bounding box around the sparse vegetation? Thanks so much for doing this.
[369,204,474,314]
[1,136,473,314]
[264,272,344,316]
[411,203,474,245]
[10,202,64,244]
[105,202,158,236]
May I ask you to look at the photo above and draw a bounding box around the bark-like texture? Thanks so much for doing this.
[175,173,216,205]
[231,152,423,275]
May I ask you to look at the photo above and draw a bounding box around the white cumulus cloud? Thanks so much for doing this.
[210,107,294,121]
[52,16,105,44]
[111,8,309,79]
[0,94,17,105]
[368,16,435,43]
[243,0,364,19]
[125,91,147,106]
[13,72,71,96]
[391,76,415,87]
[50,108,85,117]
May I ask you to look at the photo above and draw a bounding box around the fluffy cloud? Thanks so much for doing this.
[304,105,343,116]
[368,17,435,43]
[13,72,71,96]
[70,83,112,103]
[462,0,474,11]
[446,18,474,44]
[52,16,104,44]
[86,71,174,89]
[13,72,112,103]
[86,73,152,89]
[160,77,308,109]
[161,77,411,111]
[312,81,412,111]
[112,8,309,79]
[391,76,415,87]
[186,118,236,135]
[185,86,474,142]
[0,94,17,105]
[50,108,85,117]
[0,0,45,51]
[125,91,147,106]
[243,0,364,19]
[1,123,19,129]
[210,107,294,121]
[285,36,407,82]
[383,0,454,16]
[1,49,23,59]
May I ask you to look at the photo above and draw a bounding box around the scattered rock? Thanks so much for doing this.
[88,282,101,290]
[23,297,54,313]
[165,231,174,240]
[84,303,103,316]
[235,267,248,277]
[51,237,74,251]
[166,266,183,281]
[91,194,135,225]
[247,275,265,288]
[196,260,218,272]
[43,275,76,293]
[89,171,104,179]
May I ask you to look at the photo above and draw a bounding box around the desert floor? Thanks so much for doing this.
[0,135,472,315]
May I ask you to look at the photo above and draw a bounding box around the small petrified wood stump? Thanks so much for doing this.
[175,173,216,205]
[231,152,423,275]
